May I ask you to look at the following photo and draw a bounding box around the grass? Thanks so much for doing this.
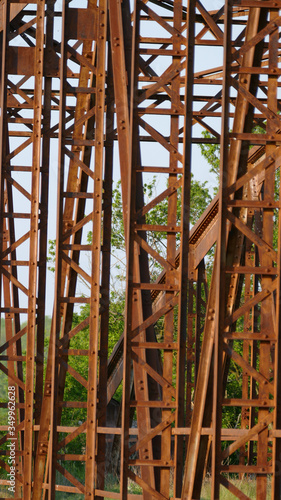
[0,475,272,498]
[201,477,271,499]
[51,474,142,499]
[103,474,142,498]
[52,476,272,499]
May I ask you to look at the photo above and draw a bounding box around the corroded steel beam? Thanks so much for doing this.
[1,1,281,499]
[182,3,281,499]
[0,2,49,498]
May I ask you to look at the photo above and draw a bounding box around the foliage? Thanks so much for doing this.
[48,173,212,281]
[48,172,213,473]
[200,126,280,473]
[199,130,220,181]
[108,175,212,281]
[201,478,271,499]
[47,239,56,272]
[50,131,280,477]
[199,126,268,192]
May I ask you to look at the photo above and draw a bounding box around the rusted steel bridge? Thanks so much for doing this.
[0,0,281,498]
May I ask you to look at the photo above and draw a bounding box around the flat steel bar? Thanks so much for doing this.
[95,39,114,497]
[173,1,195,496]
[256,7,279,498]
[84,2,107,497]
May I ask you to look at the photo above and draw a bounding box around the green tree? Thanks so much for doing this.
[57,173,212,409]
[47,169,213,481]
[105,175,212,281]
[199,130,220,181]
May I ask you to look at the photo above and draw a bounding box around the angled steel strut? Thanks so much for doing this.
[0,1,280,499]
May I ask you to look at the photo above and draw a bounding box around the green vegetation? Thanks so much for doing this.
[201,478,271,499]
[43,171,213,490]
[1,133,275,496]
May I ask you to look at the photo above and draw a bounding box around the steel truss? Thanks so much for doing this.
[0,0,281,499]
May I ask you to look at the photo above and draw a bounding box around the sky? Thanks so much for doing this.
[7,0,224,317]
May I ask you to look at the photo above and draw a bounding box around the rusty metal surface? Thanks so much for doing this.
[0,1,281,499]
[182,3,281,499]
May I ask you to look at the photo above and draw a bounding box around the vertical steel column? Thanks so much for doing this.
[85,1,107,497]
[182,4,277,498]
[121,0,194,497]
[0,3,52,496]
[174,1,195,496]
[0,0,8,336]
[48,0,68,494]
[120,4,140,496]
[24,3,45,496]
[209,3,280,498]
[161,0,182,494]
[95,42,114,497]
[35,0,54,430]
[257,7,278,499]
[212,3,232,496]
[110,1,164,494]
[0,1,47,496]
[108,0,130,239]
[34,2,100,496]
[272,133,281,500]
[0,6,16,495]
